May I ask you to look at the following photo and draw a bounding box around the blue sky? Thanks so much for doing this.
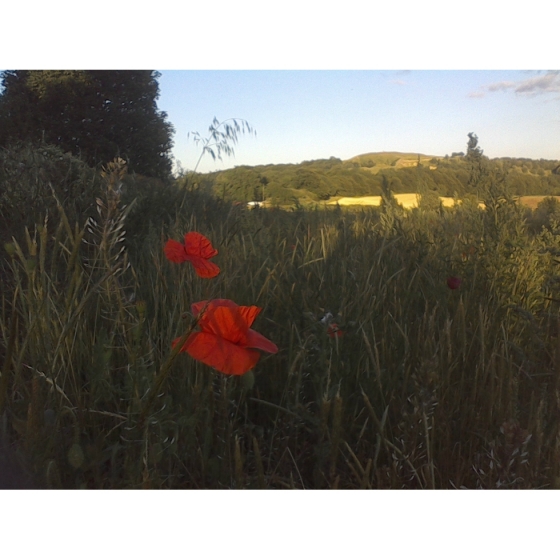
[2,1,558,176]
[157,70,560,173]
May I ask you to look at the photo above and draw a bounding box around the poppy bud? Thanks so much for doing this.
[447,276,462,290]
[4,242,15,258]
[327,323,343,338]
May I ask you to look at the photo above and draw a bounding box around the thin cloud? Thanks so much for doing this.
[382,70,411,85]
[487,81,517,92]
[514,71,560,94]
[472,70,560,98]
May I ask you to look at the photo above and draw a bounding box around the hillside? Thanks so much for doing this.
[188,152,560,207]
[346,151,440,173]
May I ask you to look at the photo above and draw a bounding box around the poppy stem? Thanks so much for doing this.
[137,302,210,429]
[137,321,196,430]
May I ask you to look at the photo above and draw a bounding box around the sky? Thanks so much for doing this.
[156,70,560,174]
[3,1,558,177]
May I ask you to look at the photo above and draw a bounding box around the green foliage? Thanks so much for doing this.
[0,142,103,246]
[196,143,560,207]
[527,196,560,233]
[0,70,174,179]
[213,166,263,202]
[417,182,442,211]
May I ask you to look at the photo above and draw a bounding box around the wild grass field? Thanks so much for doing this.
[2,145,560,489]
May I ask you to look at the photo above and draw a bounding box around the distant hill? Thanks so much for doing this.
[346,151,440,172]
[188,152,560,207]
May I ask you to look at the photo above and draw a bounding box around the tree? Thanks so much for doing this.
[258,174,269,201]
[529,196,560,232]
[465,132,487,190]
[466,132,483,160]
[0,70,175,179]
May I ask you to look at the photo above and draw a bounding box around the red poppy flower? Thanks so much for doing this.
[447,276,462,290]
[173,299,278,375]
[327,323,343,338]
[164,232,220,278]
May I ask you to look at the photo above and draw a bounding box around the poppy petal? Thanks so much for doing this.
[187,256,221,278]
[246,329,279,354]
[172,332,198,352]
[184,232,218,259]
[182,299,277,374]
[184,332,260,375]
[164,239,188,263]
[201,305,249,345]
[236,305,262,329]
[327,323,343,338]
[191,300,210,317]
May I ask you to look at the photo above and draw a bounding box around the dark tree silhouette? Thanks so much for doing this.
[0,70,175,179]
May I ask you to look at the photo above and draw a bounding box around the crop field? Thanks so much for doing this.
[328,194,560,210]
[517,196,560,210]
[329,194,421,208]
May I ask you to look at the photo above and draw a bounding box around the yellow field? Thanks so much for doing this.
[327,194,560,210]
[329,194,418,208]
[516,196,560,209]
[328,194,456,209]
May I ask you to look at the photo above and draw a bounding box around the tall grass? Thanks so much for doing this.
[1,151,560,488]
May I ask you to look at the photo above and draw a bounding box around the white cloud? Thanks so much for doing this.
[476,70,560,98]
[514,71,560,94]
[487,81,517,92]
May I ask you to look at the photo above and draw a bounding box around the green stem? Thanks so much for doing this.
[137,302,210,429]
[137,321,195,429]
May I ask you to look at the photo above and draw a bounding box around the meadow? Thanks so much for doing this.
[2,145,560,489]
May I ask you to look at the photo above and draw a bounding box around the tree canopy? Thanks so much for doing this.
[201,150,560,206]
[0,70,175,179]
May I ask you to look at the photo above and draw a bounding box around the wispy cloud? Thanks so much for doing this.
[470,70,560,99]
[487,81,517,92]
[382,70,411,86]
[513,71,560,94]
